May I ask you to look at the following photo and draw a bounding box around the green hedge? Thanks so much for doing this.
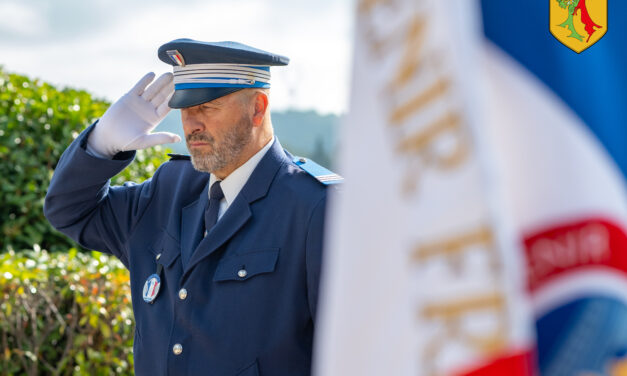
[0,67,172,253]
[0,68,174,374]
[0,248,134,375]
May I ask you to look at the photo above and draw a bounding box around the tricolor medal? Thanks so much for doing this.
[142,273,161,303]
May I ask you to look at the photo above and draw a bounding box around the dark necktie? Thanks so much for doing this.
[204,181,224,235]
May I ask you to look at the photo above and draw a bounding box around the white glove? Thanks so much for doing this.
[87,72,181,158]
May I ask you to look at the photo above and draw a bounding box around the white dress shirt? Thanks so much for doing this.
[208,137,275,221]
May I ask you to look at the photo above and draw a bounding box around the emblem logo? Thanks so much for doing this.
[550,0,607,53]
[142,274,161,303]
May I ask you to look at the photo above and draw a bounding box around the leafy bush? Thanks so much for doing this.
[0,68,175,374]
[0,67,172,253]
[0,247,134,375]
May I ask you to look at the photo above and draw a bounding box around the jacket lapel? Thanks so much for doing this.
[184,197,252,274]
[182,139,291,277]
[180,182,209,270]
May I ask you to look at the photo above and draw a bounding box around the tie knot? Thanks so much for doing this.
[209,181,224,201]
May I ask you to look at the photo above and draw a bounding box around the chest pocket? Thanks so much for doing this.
[213,248,279,282]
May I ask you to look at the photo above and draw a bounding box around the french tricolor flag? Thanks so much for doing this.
[483,1,627,374]
[314,0,627,375]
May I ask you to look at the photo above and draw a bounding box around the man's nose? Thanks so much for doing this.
[188,123,204,135]
[181,112,205,134]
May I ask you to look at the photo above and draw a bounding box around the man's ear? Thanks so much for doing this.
[251,91,269,127]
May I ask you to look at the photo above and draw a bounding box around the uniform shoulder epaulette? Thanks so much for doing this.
[293,157,343,185]
[167,153,191,161]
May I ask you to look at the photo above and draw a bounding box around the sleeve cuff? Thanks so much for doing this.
[85,142,112,159]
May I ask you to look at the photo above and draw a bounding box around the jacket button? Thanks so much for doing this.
[173,343,183,355]
[155,253,161,260]
[178,288,188,300]
[237,269,247,278]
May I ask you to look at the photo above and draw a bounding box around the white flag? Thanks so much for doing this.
[314,0,535,375]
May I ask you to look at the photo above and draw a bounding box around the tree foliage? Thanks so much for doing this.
[0,67,172,253]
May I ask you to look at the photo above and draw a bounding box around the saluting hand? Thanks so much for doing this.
[87,72,181,158]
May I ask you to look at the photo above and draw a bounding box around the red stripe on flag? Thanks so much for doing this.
[454,349,537,376]
[523,218,627,292]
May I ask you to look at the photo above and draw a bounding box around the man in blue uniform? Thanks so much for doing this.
[44,39,341,376]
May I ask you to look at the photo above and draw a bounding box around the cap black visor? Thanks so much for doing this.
[168,87,245,109]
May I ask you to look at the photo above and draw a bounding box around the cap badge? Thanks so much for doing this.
[166,50,186,67]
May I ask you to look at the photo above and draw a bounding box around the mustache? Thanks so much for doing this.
[186,133,215,143]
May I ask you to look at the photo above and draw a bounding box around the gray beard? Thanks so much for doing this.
[189,115,253,174]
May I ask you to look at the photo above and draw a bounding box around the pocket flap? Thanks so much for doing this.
[151,232,181,268]
[214,248,279,282]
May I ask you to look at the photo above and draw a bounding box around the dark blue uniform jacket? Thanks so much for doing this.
[44,125,327,376]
